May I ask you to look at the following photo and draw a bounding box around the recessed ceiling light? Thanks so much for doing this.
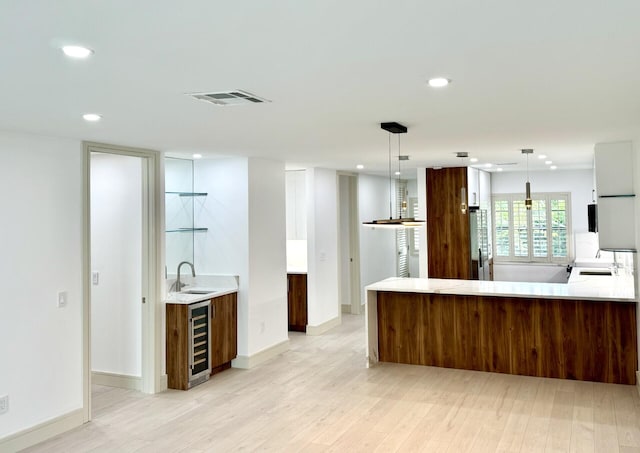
[192,153,202,159]
[497,168,503,172]
[484,163,492,168]
[550,165,557,170]
[394,171,401,176]
[82,113,101,122]
[545,160,552,165]
[538,154,547,159]
[62,45,94,59]
[356,164,364,170]
[428,77,450,88]
[470,157,479,163]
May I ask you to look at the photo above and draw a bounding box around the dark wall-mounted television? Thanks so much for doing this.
[588,204,598,232]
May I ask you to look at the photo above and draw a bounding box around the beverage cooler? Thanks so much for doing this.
[188,300,211,388]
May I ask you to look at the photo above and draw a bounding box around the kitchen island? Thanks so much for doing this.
[365,271,637,385]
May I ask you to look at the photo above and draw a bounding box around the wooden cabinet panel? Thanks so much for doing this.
[426,167,471,279]
[288,274,308,332]
[210,292,237,374]
[166,304,190,390]
[377,291,637,385]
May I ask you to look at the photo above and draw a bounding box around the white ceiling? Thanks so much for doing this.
[2,1,640,175]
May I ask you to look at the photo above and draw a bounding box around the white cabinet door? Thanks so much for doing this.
[467,167,480,207]
[595,141,634,196]
[597,197,636,250]
[594,141,635,251]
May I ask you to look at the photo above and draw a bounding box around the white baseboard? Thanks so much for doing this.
[0,409,84,453]
[306,316,341,336]
[92,371,142,391]
[159,373,168,392]
[232,339,290,369]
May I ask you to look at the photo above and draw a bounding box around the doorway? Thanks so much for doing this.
[90,152,143,391]
[82,142,162,423]
[338,174,361,315]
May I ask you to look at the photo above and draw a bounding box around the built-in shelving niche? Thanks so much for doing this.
[165,158,207,273]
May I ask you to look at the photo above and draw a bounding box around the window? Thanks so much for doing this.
[396,180,409,277]
[492,193,571,263]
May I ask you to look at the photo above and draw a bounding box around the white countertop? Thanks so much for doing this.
[164,274,239,305]
[165,287,238,305]
[366,269,635,302]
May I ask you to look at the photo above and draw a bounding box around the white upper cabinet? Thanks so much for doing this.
[479,169,491,211]
[594,141,636,251]
[594,141,634,196]
[467,167,480,207]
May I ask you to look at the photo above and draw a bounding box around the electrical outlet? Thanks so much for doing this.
[0,395,8,414]
[92,271,99,285]
[57,291,68,308]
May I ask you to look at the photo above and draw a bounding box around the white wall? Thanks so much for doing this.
[285,170,306,240]
[306,168,340,327]
[358,174,397,304]
[0,131,83,438]
[90,153,142,377]
[247,158,288,353]
[491,169,593,282]
[194,157,287,358]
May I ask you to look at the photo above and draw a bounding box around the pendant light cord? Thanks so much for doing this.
[388,132,393,219]
[397,134,401,218]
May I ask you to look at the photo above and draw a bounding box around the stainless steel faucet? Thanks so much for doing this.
[175,261,196,292]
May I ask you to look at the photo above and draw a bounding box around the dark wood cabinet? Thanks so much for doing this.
[166,300,211,390]
[426,167,471,279]
[210,292,237,374]
[287,273,307,332]
[376,291,637,385]
[166,292,238,389]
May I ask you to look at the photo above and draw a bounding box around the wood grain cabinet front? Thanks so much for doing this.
[166,300,211,390]
[287,273,307,332]
[210,292,238,375]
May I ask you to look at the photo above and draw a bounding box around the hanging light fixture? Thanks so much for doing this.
[457,152,468,214]
[522,149,533,210]
[362,122,425,228]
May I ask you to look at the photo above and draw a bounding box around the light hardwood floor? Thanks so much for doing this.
[25,314,640,452]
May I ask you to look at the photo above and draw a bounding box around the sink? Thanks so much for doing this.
[180,288,218,295]
[580,270,612,276]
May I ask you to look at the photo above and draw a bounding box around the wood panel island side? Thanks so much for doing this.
[365,276,637,385]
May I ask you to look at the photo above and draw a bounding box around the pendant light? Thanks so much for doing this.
[362,122,425,228]
[457,152,468,214]
[522,149,533,210]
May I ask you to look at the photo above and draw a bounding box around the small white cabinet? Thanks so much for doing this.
[594,141,636,251]
[467,167,480,207]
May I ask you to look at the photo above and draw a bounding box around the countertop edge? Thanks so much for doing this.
[365,277,636,302]
[164,288,238,305]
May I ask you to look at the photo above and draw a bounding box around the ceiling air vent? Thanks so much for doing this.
[187,90,270,106]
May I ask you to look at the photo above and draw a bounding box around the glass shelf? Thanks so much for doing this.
[166,192,208,197]
[166,228,209,233]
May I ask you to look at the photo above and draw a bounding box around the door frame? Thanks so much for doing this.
[337,173,362,315]
[82,142,164,423]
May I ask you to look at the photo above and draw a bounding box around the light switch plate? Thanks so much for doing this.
[0,394,8,414]
[57,291,68,308]
[92,271,99,285]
